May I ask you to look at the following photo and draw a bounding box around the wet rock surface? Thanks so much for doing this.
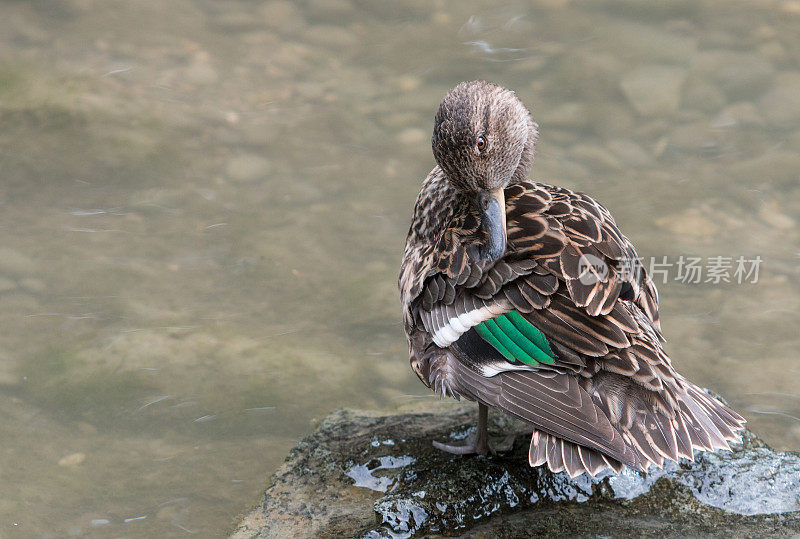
[232,406,800,537]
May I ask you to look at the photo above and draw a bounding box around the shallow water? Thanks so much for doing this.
[0,0,798,536]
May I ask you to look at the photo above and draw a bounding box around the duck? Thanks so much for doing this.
[398,80,745,477]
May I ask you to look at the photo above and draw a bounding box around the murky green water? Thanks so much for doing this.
[1,0,799,536]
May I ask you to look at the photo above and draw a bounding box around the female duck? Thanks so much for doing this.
[399,80,744,477]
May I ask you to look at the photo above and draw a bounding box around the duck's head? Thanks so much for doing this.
[432,81,538,261]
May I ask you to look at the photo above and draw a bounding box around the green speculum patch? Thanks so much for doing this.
[474,310,555,366]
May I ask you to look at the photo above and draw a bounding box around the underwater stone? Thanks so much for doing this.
[620,65,687,117]
[225,154,272,183]
[231,406,800,537]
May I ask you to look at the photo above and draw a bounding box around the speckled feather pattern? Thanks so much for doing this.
[399,81,745,478]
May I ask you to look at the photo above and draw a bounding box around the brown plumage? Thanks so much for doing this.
[399,81,745,478]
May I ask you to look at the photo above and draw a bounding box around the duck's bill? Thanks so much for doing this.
[478,187,507,261]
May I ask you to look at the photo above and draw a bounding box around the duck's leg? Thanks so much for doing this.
[432,403,517,455]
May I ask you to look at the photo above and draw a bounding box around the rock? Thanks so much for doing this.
[690,50,775,100]
[184,62,219,86]
[606,138,653,167]
[759,71,800,129]
[589,103,635,137]
[570,143,623,171]
[620,65,687,117]
[682,79,727,113]
[240,117,280,148]
[759,202,795,230]
[393,75,422,93]
[58,452,86,468]
[713,101,765,128]
[430,12,451,26]
[225,154,272,183]
[758,41,787,64]
[231,407,800,537]
[669,121,720,153]
[655,207,719,239]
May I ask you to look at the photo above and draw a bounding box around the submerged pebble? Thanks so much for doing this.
[225,154,272,183]
[759,202,795,230]
[58,452,86,468]
[606,138,653,167]
[655,208,720,239]
[620,65,687,117]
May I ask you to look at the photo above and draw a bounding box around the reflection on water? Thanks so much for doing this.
[0,0,798,535]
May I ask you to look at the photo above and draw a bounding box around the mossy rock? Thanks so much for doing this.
[231,406,800,537]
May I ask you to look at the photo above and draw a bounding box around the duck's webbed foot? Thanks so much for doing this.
[432,403,518,456]
[432,432,517,455]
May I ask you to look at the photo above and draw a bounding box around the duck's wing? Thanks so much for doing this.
[504,181,660,331]
[409,180,663,364]
[402,179,662,351]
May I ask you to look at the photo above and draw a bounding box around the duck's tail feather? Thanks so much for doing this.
[529,429,624,478]
[584,371,746,473]
[526,376,745,477]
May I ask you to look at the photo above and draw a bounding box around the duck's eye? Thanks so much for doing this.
[476,136,487,152]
